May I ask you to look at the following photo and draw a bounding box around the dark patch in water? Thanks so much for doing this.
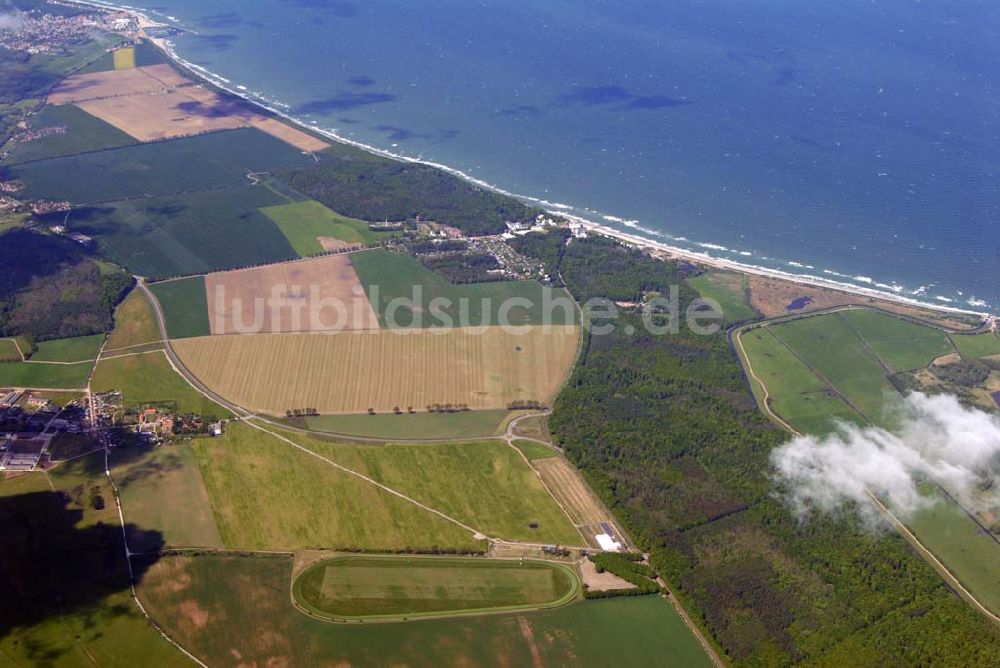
[558,85,692,111]
[373,125,458,143]
[558,85,633,106]
[198,12,253,29]
[348,75,376,87]
[295,92,398,113]
[191,33,239,51]
[628,95,693,109]
[727,51,771,63]
[786,296,813,311]
[282,0,358,18]
[338,117,359,124]
[496,104,542,117]
[773,68,797,87]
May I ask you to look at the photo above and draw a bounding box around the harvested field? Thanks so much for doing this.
[532,456,619,543]
[204,254,378,335]
[77,89,246,141]
[173,325,580,415]
[113,47,135,70]
[249,117,328,152]
[47,64,189,104]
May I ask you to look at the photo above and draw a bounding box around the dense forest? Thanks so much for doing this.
[281,151,544,236]
[0,229,131,341]
[520,234,1000,664]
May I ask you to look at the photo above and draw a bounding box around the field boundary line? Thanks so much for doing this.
[867,491,1000,627]
[244,419,486,539]
[102,339,166,354]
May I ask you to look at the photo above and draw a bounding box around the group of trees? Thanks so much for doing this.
[281,151,545,237]
[586,552,661,598]
[0,228,132,341]
[421,252,503,284]
[515,235,1000,664]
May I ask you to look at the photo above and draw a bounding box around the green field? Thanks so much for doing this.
[262,200,392,255]
[111,443,224,551]
[512,439,558,460]
[3,104,135,164]
[190,422,483,552]
[105,287,161,350]
[61,186,297,279]
[688,271,757,323]
[0,338,21,362]
[0,360,92,388]
[9,128,314,205]
[740,327,863,434]
[148,277,210,339]
[91,349,227,418]
[0,453,189,666]
[293,555,579,621]
[297,409,510,440]
[768,312,899,425]
[31,333,105,362]
[950,332,1000,359]
[839,309,955,372]
[351,249,579,328]
[293,434,583,545]
[138,554,712,666]
[905,484,1000,616]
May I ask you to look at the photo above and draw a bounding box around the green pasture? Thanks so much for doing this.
[950,332,1000,359]
[839,308,955,372]
[148,277,210,339]
[0,360,92,388]
[261,199,393,255]
[298,409,509,440]
[688,271,757,323]
[3,104,135,164]
[31,333,105,362]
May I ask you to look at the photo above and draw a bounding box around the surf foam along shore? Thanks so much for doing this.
[68,0,993,319]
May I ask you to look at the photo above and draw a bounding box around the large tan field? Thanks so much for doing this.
[205,255,377,335]
[47,64,189,104]
[77,89,247,141]
[172,325,581,415]
[49,62,328,150]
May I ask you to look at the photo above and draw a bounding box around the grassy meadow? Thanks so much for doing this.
[293,555,578,620]
[190,422,483,552]
[0,359,93,388]
[739,326,864,434]
[0,338,22,362]
[512,439,559,460]
[839,309,955,372]
[111,444,224,551]
[904,484,1000,616]
[294,435,583,545]
[90,349,227,418]
[148,277,210,339]
[261,199,391,255]
[950,332,1000,359]
[352,249,579,328]
[31,333,105,362]
[688,271,757,323]
[137,554,712,667]
[105,287,161,350]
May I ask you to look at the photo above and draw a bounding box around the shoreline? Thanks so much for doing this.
[62,0,993,320]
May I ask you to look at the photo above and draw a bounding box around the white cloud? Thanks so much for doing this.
[771,393,1000,528]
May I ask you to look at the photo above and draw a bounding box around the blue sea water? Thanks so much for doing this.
[127,0,1000,310]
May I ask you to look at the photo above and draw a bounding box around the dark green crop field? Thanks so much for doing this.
[58,187,296,279]
[5,128,314,204]
[3,104,136,164]
[148,277,210,339]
